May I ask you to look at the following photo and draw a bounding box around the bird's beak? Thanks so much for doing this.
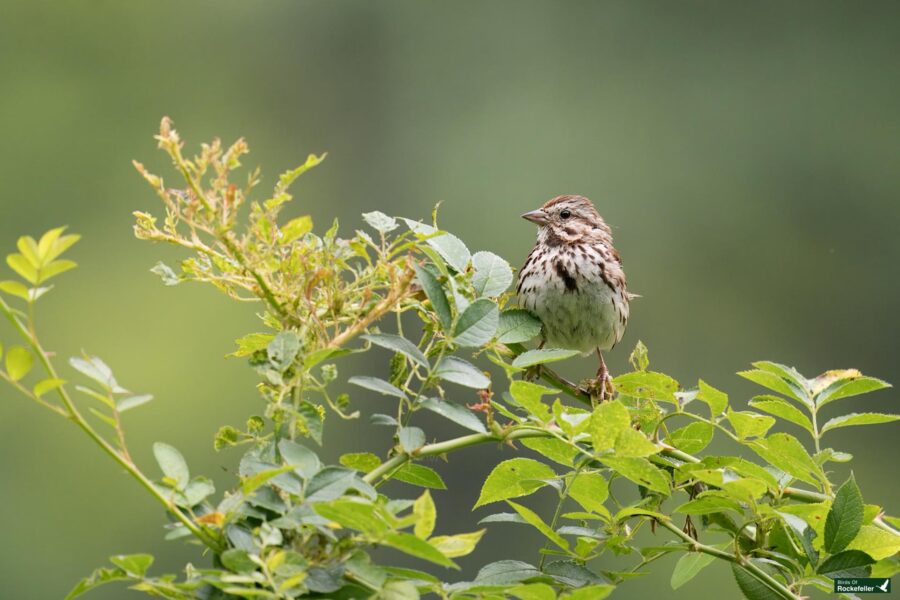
[521,209,550,225]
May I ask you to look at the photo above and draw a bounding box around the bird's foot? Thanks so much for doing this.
[582,373,615,405]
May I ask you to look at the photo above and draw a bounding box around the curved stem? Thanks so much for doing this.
[0,297,224,552]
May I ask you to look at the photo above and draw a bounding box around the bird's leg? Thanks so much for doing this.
[585,349,614,404]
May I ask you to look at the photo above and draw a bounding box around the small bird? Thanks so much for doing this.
[516,195,632,399]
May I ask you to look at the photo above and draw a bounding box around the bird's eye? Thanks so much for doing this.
[560,209,572,219]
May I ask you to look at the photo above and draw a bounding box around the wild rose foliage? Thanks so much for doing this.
[1,120,898,600]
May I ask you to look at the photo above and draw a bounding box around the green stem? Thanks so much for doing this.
[658,520,801,600]
[0,297,224,552]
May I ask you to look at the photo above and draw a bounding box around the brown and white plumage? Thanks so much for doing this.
[517,195,631,395]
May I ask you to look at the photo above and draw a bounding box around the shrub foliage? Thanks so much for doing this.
[1,119,898,600]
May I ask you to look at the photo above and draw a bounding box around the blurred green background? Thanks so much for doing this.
[1,1,898,598]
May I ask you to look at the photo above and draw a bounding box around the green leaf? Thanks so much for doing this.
[399,426,426,452]
[279,439,322,479]
[33,377,65,397]
[563,585,615,600]
[383,531,457,568]
[362,333,428,368]
[817,550,875,578]
[496,309,543,344]
[241,465,295,495]
[738,368,807,405]
[667,422,713,454]
[419,398,486,433]
[434,356,490,389]
[508,583,556,600]
[69,356,122,392]
[339,452,381,473]
[696,380,728,415]
[847,525,900,560]
[430,529,485,558]
[726,409,775,440]
[599,456,670,494]
[392,464,447,489]
[230,333,274,357]
[825,474,865,554]
[5,346,33,382]
[512,348,580,369]
[152,442,190,489]
[348,376,407,398]
[362,210,399,233]
[413,263,452,331]
[0,280,31,300]
[507,501,569,551]
[267,331,301,370]
[613,370,679,402]
[821,412,900,434]
[150,261,180,286]
[38,259,77,283]
[731,562,781,600]
[671,551,716,589]
[220,548,258,573]
[474,560,541,585]
[816,374,891,408]
[314,500,387,536]
[521,437,578,467]
[281,215,313,243]
[748,395,814,434]
[675,493,742,515]
[403,219,471,272]
[454,298,499,347]
[474,458,556,508]
[412,490,436,539]
[509,380,557,423]
[615,428,660,458]
[109,554,154,577]
[66,566,128,599]
[748,433,823,486]
[6,253,38,284]
[568,472,609,515]
[471,251,513,297]
[381,581,419,600]
[590,399,631,453]
[116,394,153,412]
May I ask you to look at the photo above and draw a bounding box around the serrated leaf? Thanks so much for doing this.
[512,348,580,369]
[847,525,900,560]
[614,370,679,402]
[384,531,457,568]
[399,426,426,452]
[815,374,890,408]
[825,475,864,554]
[392,464,446,489]
[496,309,542,344]
[568,472,609,515]
[267,331,300,370]
[281,215,313,243]
[507,501,569,551]
[521,438,578,467]
[727,409,775,440]
[748,395,814,434]
[667,422,713,454]
[153,442,190,489]
[348,376,407,398]
[731,561,781,600]
[339,452,381,473]
[430,530,485,558]
[434,356,490,389]
[817,550,875,578]
[413,262,452,331]
[821,412,900,434]
[109,554,153,577]
[599,456,669,494]
[474,458,556,508]
[362,210,398,233]
[748,433,824,486]
[5,346,33,382]
[675,493,742,515]
[66,566,128,599]
[403,219,471,272]
[671,551,716,589]
[279,439,322,479]
[362,333,428,367]
[696,380,728,415]
[453,298,499,347]
[471,251,513,297]
[507,583,556,600]
[419,398,486,433]
[509,380,557,423]
[738,369,807,405]
[116,394,153,412]
[590,399,630,452]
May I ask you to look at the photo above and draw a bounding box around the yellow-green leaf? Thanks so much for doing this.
[6,254,38,284]
[507,501,569,551]
[5,346,33,382]
[0,280,31,300]
[413,490,436,539]
[847,525,900,560]
[821,413,900,434]
[475,458,556,508]
[429,529,485,558]
[590,399,630,453]
[748,395,814,434]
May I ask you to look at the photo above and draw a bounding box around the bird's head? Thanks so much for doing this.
[521,195,611,245]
